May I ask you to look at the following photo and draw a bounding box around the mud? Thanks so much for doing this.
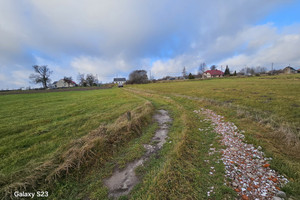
[103,110,172,199]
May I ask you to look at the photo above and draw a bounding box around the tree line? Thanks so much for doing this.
[29,65,150,89]
[29,65,99,89]
[29,63,270,89]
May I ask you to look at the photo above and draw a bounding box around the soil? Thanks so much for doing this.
[103,110,172,199]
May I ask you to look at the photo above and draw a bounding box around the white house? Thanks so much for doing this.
[53,79,76,88]
[283,66,297,74]
[113,78,126,85]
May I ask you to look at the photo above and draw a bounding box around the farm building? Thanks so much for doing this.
[113,78,126,84]
[53,79,76,88]
[283,66,297,74]
[203,70,224,78]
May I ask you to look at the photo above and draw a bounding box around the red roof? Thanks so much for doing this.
[204,70,224,76]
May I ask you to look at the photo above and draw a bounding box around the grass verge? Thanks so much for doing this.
[172,95,300,199]
[124,89,235,199]
[1,99,154,199]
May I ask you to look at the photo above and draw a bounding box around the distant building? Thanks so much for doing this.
[283,66,297,74]
[113,78,126,85]
[203,70,224,78]
[53,79,76,88]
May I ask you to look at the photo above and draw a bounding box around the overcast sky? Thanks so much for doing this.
[0,0,300,89]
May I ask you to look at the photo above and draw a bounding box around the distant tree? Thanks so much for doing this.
[63,76,73,87]
[182,66,187,78]
[249,68,255,75]
[162,76,171,80]
[233,70,237,76]
[198,62,206,75]
[188,73,195,79]
[239,67,256,75]
[29,65,52,89]
[128,70,149,84]
[210,65,217,70]
[224,65,230,76]
[239,67,246,75]
[86,74,98,86]
[255,66,266,74]
[77,73,86,86]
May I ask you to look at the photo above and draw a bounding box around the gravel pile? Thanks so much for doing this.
[194,108,289,200]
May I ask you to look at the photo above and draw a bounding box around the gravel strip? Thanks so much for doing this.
[194,108,289,200]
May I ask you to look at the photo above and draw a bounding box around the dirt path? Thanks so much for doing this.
[103,110,172,199]
[194,108,289,200]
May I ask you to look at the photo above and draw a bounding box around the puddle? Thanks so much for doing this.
[103,110,172,199]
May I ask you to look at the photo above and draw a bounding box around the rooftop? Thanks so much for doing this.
[114,78,126,81]
[204,70,224,76]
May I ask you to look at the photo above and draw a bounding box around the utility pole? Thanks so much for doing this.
[149,70,151,80]
[271,63,273,75]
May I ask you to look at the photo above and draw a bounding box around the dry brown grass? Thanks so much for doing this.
[2,101,154,199]
[125,88,300,157]
[170,93,300,155]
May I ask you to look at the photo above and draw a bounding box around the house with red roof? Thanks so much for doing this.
[203,70,224,78]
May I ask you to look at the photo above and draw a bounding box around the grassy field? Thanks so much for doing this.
[1,74,299,199]
[133,74,300,126]
[48,88,236,199]
[132,75,300,154]
[0,88,147,196]
[127,74,300,198]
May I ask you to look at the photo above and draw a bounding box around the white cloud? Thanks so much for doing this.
[11,69,33,88]
[1,0,299,88]
[0,73,6,82]
[70,56,132,82]
[218,25,300,71]
[1,0,286,59]
[151,23,300,75]
[151,54,201,78]
[0,67,32,89]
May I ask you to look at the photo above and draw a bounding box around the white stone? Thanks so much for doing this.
[276,191,286,198]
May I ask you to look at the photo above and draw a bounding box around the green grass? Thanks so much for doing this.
[128,94,236,199]
[45,89,236,199]
[47,115,159,199]
[1,74,299,199]
[132,74,300,128]
[126,74,300,199]
[0,88,146,190]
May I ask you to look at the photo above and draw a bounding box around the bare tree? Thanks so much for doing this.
[77,73,86,86]
[86,74,98,86]
[29,65,52,89]
[255,66,266,74]
[198,62,206,75]
[210,65,217,70]
[239,67,256,75]
[127,70,149,84]
[63,76,73,87]
[249,68,255,75]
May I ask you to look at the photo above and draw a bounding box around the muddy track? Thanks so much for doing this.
[103,109,172,199]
